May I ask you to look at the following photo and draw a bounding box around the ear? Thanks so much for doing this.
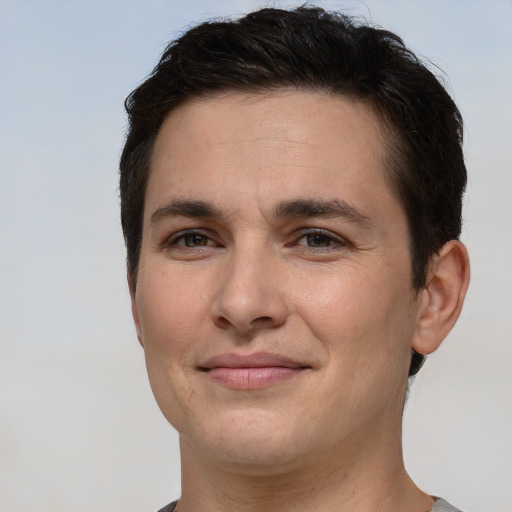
[128,274,144,348]
[412,240,470,355]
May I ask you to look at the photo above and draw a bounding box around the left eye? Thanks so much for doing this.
[297,231,344,248]
[302,233,333,247]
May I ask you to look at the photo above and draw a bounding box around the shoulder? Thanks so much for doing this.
[431,497,465,512]
[156,501,178,512]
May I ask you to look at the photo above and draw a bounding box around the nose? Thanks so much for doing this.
[210,248,288,336]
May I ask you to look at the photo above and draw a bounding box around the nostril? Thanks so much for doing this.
[212,316,232,330]
[251,315,285,329]
[255,316,272,322]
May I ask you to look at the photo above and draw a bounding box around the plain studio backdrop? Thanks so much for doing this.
[0,1,510,511]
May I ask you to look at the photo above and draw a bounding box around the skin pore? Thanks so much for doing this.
[130,91,469,512]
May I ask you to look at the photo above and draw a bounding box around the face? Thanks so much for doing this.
[132,91,422,471]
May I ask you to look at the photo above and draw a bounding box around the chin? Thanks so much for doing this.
[180,407,316,471]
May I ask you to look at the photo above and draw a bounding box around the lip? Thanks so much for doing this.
[199,352,310,389]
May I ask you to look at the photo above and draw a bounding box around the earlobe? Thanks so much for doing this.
[128,274,144,347]
[412,240,470,355]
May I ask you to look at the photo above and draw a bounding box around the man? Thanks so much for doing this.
[120,6,470,512]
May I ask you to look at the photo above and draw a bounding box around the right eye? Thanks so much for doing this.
[171,231,214,248]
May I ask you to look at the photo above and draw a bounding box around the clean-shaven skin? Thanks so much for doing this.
[130,91,469,512]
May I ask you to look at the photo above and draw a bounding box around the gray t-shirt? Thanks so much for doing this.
[432,497,464,512]
[157,497,463,511]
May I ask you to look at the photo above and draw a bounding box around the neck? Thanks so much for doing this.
[176,424,433,512]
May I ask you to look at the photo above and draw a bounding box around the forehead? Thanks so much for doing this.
[154,90,387,156]
[147,90,398,221]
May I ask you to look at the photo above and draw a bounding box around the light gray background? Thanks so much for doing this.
[1,1,510,511]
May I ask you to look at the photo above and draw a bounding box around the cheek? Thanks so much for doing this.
[136,266,208,360]
[294,264,416,368]
[135,268,209,426]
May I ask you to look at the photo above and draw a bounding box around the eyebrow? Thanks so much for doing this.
[149,197,373,229]
[275,198,373,229]
[150,199,222,226]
